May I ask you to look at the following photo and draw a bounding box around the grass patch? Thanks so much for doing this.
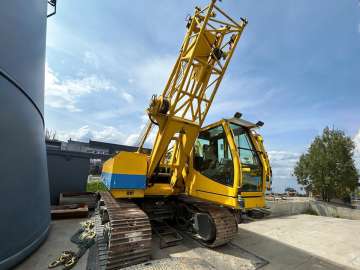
[87,180,107,192]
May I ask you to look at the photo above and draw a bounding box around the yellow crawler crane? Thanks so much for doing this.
[99,1,271,268]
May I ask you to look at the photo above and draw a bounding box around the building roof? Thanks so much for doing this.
[45,139,62,146]
[89,140,151,153]
[67,139,89,146]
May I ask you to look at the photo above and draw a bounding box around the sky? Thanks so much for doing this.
[44,0,360,193]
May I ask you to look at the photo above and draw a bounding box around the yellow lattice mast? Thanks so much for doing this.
[138,0,247,185]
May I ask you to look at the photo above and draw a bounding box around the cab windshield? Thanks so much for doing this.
[229,123,263,192]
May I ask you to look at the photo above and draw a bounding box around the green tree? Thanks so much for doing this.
[294,127,358,202]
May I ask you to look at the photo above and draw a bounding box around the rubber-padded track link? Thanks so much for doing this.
[193,203,238,247]
[99,192,152,269]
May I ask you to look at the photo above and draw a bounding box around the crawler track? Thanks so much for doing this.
[194,203,238,247]
[176,197,238,247]
[99,192,152,269]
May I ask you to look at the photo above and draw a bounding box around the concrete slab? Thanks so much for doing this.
[235,214,360,270]
[14,218,89,270]
[14,214,360,270]
[145,233,267,270]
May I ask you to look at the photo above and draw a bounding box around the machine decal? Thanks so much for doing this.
[101,172,146,189]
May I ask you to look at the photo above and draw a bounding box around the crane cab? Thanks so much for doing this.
[188,117,271,210]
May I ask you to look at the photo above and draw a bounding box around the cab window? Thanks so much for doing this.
[230,123,263,192]
[194,125,234,186]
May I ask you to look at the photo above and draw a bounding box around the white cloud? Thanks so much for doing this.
[57,125,126,144]
[130,55,175,97]
[125,116,157,148]
[210,76,281,116]
[121,91,134,103]
[83,51,99,68]
[45,63,115,112]
[140,127,158,149]
[354,129,360,151]
[56,120,157,149]
[268,150,303,192]
[268,150,300,178]
[141,114,149,123]
[125,134,140,146]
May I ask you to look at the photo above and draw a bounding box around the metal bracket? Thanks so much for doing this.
[152,221,183,249]
[47,0,57,18]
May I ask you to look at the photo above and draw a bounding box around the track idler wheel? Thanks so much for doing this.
[193,213,216,243]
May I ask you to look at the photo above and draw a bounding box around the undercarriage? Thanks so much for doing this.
[97,191,238,269]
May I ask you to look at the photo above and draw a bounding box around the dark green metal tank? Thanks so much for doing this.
[0,1,50,269]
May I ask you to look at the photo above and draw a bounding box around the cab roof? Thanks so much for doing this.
[227,117,258,129]
[201,117,262,131]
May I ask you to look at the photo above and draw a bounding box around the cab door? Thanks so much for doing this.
[188,122,241,208]
[229,123,265,208]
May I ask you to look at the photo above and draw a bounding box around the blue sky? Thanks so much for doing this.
[45,0,360,193]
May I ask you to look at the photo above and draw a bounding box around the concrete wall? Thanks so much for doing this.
[310,201,360,220]
[266,199,360,220]
[267,200,310,217]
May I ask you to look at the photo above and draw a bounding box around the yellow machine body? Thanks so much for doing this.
[101,0,271,213]
[101,151,147,198]
[102,118,271,210]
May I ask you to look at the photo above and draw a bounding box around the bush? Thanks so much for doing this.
[304,208,318,216]
[87,181,107,192]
